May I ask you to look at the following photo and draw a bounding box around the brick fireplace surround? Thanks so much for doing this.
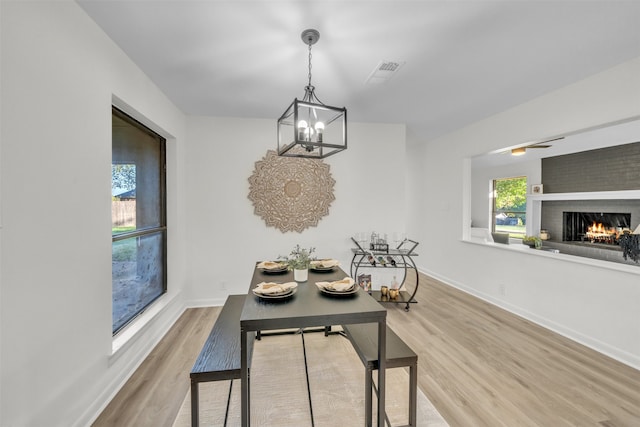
[532,141,640,266]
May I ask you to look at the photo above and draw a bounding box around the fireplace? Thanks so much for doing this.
[534,196,640,265]
[563,211,631,244]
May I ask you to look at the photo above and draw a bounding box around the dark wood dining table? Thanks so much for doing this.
[240,263,387,427]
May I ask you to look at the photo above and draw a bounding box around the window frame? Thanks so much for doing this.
[112,106,167,335]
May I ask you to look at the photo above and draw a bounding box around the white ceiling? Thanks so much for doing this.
[77,1,640,145]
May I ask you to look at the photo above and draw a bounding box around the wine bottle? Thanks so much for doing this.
[367,254,376,266]
[391,275,399,290]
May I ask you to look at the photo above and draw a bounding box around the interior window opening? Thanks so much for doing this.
[492,176,527,239]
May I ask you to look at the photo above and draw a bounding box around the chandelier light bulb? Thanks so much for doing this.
[297,120,308,140]
[314,122,324,142]
[305,126,314,139]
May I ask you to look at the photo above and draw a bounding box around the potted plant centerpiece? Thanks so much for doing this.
[283,244,315,282]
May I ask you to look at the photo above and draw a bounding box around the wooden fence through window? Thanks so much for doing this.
[112,200,136,227]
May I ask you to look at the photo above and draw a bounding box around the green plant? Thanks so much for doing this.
[618,233,640,263]
[522,235,542,248]
[281,244,315,270]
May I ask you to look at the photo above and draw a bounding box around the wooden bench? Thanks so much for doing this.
[342,323,418,427]
[190,294,252,427]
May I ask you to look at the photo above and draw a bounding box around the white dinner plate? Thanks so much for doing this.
[259,265,289,274]
[319,285,358,297]
[252,288,296,300]
[310,265,335,272]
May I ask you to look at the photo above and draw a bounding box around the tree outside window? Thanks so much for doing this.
[493,176,527,238]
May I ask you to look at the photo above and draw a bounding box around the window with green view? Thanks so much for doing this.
[492,176,527,238]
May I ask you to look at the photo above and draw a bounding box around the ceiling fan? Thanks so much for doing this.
[503,136,565,156]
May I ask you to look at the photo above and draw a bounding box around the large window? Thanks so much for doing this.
[492,176,527,238]
[112,107,166,334]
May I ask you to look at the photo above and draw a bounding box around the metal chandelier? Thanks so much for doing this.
[277,29,347,159]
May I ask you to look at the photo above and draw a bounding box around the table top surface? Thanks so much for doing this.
[240,264,386,331]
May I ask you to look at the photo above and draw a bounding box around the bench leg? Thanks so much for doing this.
[241,329,250,427]
[365,366,373,427]
[377,321,386,427]
[409,364,417,427]
[224,380,234,427]
[190,380,199,427]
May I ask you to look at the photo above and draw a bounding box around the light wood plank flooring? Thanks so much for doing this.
[388,273,640,426]
[92,307,220,427]
[93,273,640,426]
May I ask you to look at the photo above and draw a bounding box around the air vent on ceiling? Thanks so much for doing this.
[365,60,405,85]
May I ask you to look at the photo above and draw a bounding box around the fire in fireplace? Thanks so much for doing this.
[563,212,631,244]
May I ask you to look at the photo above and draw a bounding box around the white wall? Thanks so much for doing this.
[407,56,640,369]
[0,3,405,424]
[1,2,187,426]
[185,117,406,304]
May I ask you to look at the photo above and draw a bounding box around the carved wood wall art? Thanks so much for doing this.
[248,149,336,233]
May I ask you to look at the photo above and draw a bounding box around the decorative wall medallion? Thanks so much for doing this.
[248,150,336,233]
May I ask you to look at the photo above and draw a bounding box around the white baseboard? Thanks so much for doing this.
[187,297,228,308]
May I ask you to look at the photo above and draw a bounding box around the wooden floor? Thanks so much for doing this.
[92,307,220,427]
[93,272,640,426]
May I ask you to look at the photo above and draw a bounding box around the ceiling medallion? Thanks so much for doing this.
[248,150,336,233]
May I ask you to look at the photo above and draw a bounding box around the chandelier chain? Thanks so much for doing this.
[307,43,313,87]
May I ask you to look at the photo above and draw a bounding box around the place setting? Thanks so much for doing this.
[315,277,359,297]
[309,258,340,273]
[252,281,298,300]
[256,260,289,274]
